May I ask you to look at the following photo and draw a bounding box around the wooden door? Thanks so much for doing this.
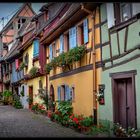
[113,78,136,128]
[29,86,33,109]
[50,85,55,112]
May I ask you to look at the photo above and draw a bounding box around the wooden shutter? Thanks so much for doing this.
[33,39,39,57]
[73,26,77,48]
[69,87,73,101]
[39,44,46,72]
[83,18,89,44]
[57,86,61,101]
[132,3,140,16]
[60,35,64,53]
[65,85,70,101]
[69,28,73,49]
[106,3,115,28]
[69,26,77,49]
[49,44,53,60]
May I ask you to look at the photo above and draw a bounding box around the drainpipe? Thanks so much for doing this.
[81,4,97,124]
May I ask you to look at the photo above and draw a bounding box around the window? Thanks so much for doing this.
[33,39,39,58]
[69,26,77,49]
[18,18,26,29]
[64,32,69,52]
[52,43,56,58]
[107,3,134,28]
[49,42,56,60]
[49,44,53,60]
[57,85,74,101]
[120,3,132,22]
[59,35,64,53]
[78,23,84,45]
[24,53,29,66]
[78,18,89,45]
[39,80,43,89]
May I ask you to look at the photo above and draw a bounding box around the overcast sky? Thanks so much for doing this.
[0,3,46,31]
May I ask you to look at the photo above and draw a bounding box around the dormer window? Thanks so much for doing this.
[18,18,26,29]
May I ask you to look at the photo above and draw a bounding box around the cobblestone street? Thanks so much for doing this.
[0,105,94,138]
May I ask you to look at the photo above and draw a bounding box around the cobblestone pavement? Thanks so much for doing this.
[0,105,95,138]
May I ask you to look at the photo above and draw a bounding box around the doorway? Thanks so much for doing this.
[29,86,33,109]
[50,85,55,112]
[111,71,137,129]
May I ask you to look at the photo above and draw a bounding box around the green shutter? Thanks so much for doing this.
[33,39,39,57]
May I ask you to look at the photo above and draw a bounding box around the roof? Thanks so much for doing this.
[4,40,20,61]
[39,3,54,12]
[40,3,81,43]
[0,3,36,34]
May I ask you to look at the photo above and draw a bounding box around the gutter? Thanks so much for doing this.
[81,4,97,124]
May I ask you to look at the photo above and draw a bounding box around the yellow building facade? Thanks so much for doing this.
[43,6,101,117]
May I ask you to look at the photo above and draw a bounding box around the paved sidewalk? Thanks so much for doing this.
[0,105,94,138]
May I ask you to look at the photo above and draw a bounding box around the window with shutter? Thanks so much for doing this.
[70,86,75,101]
[33,39,39,58]
[57,86,61,101]
[65,85,70,101]
[60,35,64,53]
[120,3,132,22]
[69,26,77,49]
[24,53,29,66]
[83,18,89,44]
[49,44,53,60]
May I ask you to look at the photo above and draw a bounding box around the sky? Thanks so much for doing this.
[0,3,46,31]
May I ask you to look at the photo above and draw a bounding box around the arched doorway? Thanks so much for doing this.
[49,85,55,112]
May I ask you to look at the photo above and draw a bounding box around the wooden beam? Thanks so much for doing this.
[108,29,113,65]
[117,31,121,55]
[124,26,128,52]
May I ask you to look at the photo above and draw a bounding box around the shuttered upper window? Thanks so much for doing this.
[57,85,74,101]
[33,39,39,58]
[107,3,140,28]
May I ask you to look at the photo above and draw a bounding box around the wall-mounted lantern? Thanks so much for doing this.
[97,84,105,105]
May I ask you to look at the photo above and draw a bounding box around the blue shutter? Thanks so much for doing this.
[65,85,70,101]
[33,40,39,57]
[69,87,73,101]
[60,35,64,53]
[83,19,89,44]
[49,44,53,60]
[69,28,73,49]
[57,86,61,101]
[69,27,77,49]
[73,26,77,48]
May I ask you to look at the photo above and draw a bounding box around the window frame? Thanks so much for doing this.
[33,39,39,58]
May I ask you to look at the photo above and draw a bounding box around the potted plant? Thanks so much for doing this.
[2,90,12,105]
[19,62,26,70]
[20,90,24,97]
[29,66,39,77]
[45,63,52,74]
